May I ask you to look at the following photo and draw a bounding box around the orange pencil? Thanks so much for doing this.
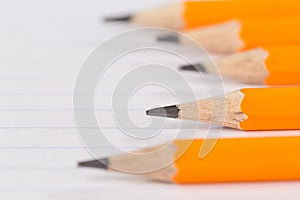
[180,45,300,85]
[104,0,300,30]
[79,136,300,183]
[158,18,300,54]
[146,87,300,131]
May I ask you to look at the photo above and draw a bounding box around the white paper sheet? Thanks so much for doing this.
[1,0,300,199]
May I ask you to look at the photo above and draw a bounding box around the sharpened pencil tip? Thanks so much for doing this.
[157,35,180,43]
[146,105,179,119]
[179,63,207,73]
[146,110,150,116]
[103,15,132,22]
[78,158,110,170]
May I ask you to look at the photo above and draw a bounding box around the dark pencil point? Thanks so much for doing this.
[179,63,207,73]
[78,158,110,170]
[146,105,179,119]
[157,35,180,43]
[104,15,132,23]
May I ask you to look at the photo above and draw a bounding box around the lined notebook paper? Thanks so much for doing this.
[2,0,300,199]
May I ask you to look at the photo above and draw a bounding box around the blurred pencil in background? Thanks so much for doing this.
[104,0,300,30]
[79,136,300,183]
[157,18,300,54]
[180,45,300,85]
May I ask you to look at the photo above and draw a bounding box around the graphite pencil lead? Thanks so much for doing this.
[103,15,132,23]
[78,158,110,170]
[157,35,180,43]
[146,105,179,119]
[179,63,207,72]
